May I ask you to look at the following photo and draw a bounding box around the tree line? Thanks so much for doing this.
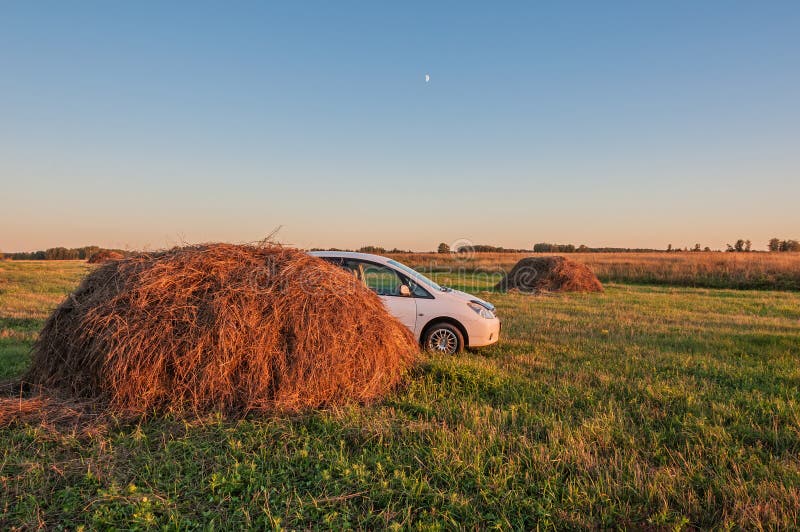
[5,239,799,260]
[434,240,800,254]
[533,243,664,253]
[721,239,800,252]
[535,239,800,253]
[768,238,800,252]
[438,243,664,253]
[2,246,129,261]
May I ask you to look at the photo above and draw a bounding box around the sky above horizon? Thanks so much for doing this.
[2,1,799,252]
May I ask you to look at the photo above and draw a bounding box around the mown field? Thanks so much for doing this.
[2,259,800,529]
[389,251,800,291]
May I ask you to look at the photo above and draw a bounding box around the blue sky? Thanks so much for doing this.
[2,1,798,251]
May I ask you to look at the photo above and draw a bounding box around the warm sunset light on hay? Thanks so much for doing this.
[495,256,603,293]
[24,244,417,416]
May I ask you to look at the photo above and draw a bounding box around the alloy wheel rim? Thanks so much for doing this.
[428,329,458,354]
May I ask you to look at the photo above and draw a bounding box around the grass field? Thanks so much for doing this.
[2,260,800,528]
[389,251,800,291]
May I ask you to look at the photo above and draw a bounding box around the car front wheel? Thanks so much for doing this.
[423,323,464,354]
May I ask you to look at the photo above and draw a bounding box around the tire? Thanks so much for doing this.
[423,322,464,355]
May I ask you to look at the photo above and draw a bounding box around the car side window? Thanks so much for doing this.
[408,279,432,298]
[359,262,402,296]
[338,259,362,282]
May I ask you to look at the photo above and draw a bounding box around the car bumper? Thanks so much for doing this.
[467,317,501,348]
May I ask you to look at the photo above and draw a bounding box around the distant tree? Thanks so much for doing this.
[768,239,800,252]
[534,243,576,253]
[437,242,450,254]
[692,243,701,252]
[667,244,673,252]
[744,240,752,252]
[358,245,386,254]
[44,247,80,260]
[704,247,711,252]
[781,239,800,252]
[577,244,589,252]
[734,239,745,252]
[726,244,735,252]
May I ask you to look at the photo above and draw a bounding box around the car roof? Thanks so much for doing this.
[308,251,392,265]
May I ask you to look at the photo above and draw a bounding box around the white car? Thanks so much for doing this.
[310,251,500,354]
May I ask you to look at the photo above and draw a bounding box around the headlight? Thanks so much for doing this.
[467,301,495,319]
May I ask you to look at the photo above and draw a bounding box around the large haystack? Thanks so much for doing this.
[495,256,603,293]
[25,244,417,416]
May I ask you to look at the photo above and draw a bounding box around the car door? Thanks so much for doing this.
[354,261,417,332]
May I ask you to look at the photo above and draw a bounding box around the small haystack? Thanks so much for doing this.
[495,256,603,294]
[88,250,125,263]
[24,244,417,416]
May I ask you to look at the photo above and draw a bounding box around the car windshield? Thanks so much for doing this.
[387,259,444,291]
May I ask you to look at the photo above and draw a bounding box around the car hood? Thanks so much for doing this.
[442,288,496,312]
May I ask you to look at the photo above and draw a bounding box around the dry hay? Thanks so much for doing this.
[495,256,603,294]
[22,243,417,417]
[87,250,125,263]
[0,383,109,438]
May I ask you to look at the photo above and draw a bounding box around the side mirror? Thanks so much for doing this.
[399,285,411,297]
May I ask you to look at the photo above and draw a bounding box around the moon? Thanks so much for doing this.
[425,73,430,83]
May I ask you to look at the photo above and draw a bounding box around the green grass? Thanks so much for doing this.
[1,261,799,528]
